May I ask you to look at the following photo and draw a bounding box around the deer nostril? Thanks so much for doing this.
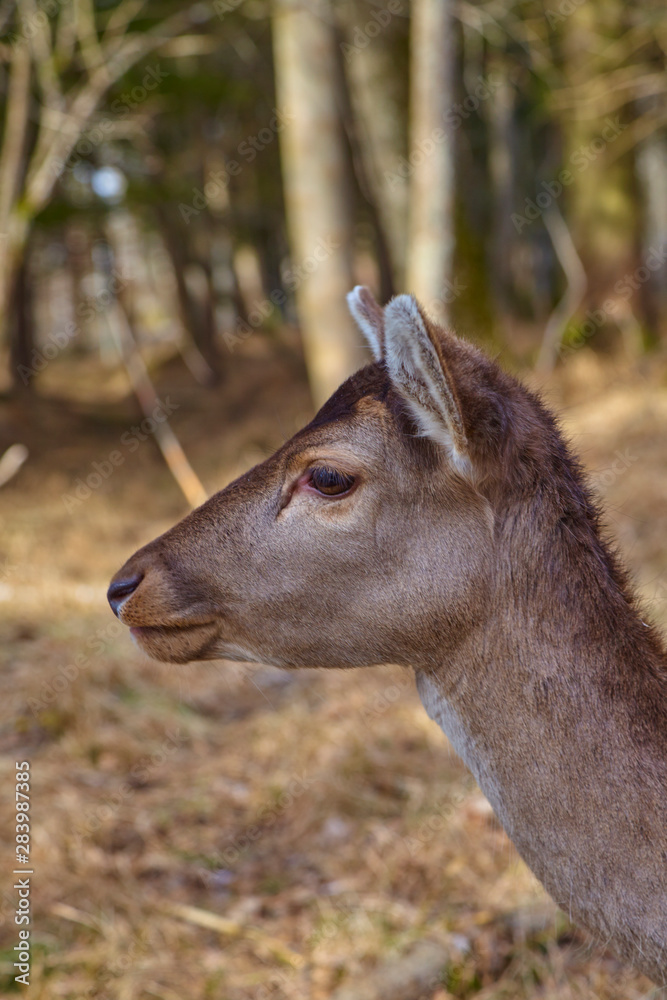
[107,573,143,617]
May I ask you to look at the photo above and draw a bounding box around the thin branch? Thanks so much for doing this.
[602,106,667,165]
[552,88,666,121]
[484,0,554,69]
[551,69,666,115]
[17,0,64,112]
[0,444,28,488]
[101,0,148,48]
[456,0,557,89]
[567,22,665,88]
[24,7,210,216]
[54,0,77,64]
[110,297,208,509]
[165,903,304,969]
[74,0,108,80]
[536,205,587,374]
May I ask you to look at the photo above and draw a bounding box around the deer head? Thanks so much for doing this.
[107,288,524,670]
[107,287,607,672]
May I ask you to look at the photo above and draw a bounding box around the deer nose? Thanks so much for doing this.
[107,573,143,617]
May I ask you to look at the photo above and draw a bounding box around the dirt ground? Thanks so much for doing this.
[1,336,666,1000]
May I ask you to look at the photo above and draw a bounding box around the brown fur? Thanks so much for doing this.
[109,290,667,983]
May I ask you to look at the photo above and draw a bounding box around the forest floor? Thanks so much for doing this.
[0,334,666,1000]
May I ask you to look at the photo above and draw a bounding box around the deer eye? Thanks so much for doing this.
[308,466,355,497]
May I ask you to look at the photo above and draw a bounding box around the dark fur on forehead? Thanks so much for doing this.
[302,363,441,472]
[308,363,392,430]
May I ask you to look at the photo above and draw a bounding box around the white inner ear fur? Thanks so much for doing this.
[384,295,472,478]
[347,285,383,361]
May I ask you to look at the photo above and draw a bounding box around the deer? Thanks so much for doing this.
[108,287,667,984]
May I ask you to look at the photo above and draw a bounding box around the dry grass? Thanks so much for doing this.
[1,344,666,999]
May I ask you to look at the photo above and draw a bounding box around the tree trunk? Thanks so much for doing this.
[65,224,94,350]
[155,203,220,382]
[0,44,31,351]
[273,0,361,407]
[338,0,409,289]
[636,131,667,343]
[486,57,517,320]
[405,0,455,324]
[9,239,34,391]
[561,2,638,320]
[332,20,395,303]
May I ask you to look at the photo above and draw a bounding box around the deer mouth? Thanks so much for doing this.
[129,620,220,663]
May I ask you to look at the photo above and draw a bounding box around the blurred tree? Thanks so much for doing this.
[272,0,362,406]
[333,18,395,304]
[118,17,284,376]
[339,0,410,287]
[530,0,667,361]
[485,53,518,320]
[405,0,455,324]
[2,0,665,397]
[637,129,667,335]
[0,0,211,388]
[560,4,637,306]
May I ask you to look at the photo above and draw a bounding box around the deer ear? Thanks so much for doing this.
[347,285,385,361]
[384,295,471,475]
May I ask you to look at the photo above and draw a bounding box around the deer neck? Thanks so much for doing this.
[414,554,667,983]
